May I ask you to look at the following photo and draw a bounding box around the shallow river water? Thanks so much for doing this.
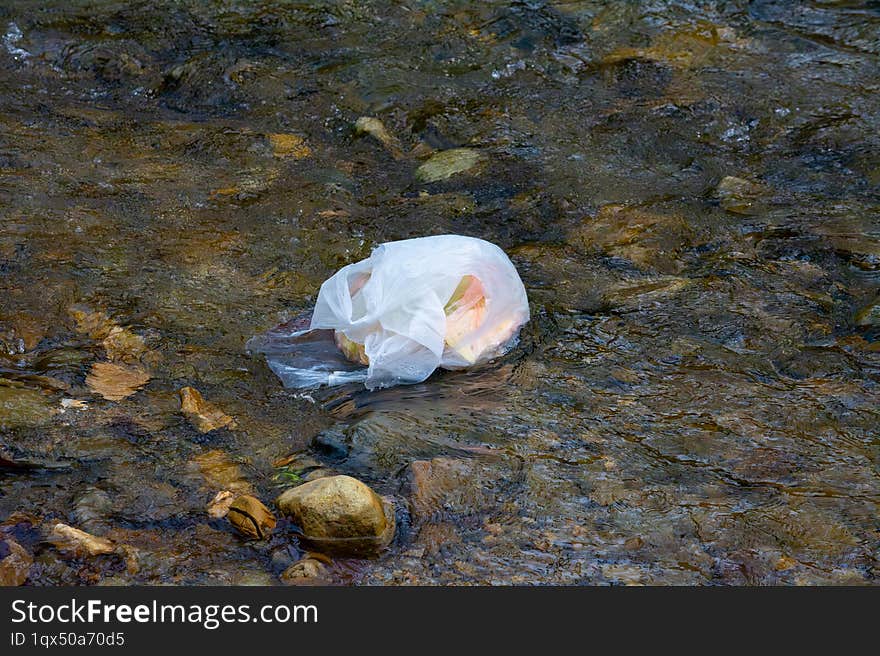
[0,0,878,585]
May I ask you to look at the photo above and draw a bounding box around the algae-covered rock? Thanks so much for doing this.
[855,297,880,327]
[0,385,57,429]
[415,148,484,183]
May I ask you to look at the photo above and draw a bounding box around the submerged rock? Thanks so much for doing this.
[178,386,236,433]
[102,326,149,363]
[415,148,484,183]
[355,116,404,159]
[69,305,156,365]
[5,311,45,351]
[716,175,769,215]
[601,276,692,310]
[47,523,115,558]
[280,557,329,585]
[86,362,150,401]
[312,430,349,460]
[276,475,394,555]
[0,385,57,429]
[0,537,32,586]
[73,487,114,535]
[407,457,487,523]
[227,495,276,540]
[191,450,254,495]
[855,297,879,327]
[207,490,236,519]
[569,204,695,274]
[68,305,116,340]
[268,133,311,159]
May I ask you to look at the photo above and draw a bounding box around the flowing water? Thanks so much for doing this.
[0,0,878,585]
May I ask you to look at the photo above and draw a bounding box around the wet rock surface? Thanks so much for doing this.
[280,557,330,585]
[0,537,33,586]
[0,1,877,585]
[227,495,276,540]
[277,475,394,556]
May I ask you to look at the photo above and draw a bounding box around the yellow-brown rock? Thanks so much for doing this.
[227,495,276,540]
[276,475,394,555]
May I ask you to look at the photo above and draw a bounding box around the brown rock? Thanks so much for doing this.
[179,387,235,433]
[68,305,115,339]
[280,557,328,585]
[86,362,150,401]
[191,450,253,495]
[268,133,311,159]
[206,490,236,519]
[276,475,394,555]
[227,495,276,540]
[569,204,695,274]
[354,117,404,159]
[0,538,32,585]
[102,326,148,363]
[47,523,115,558]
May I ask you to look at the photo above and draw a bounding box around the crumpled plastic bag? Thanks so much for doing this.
[248,235,529,389]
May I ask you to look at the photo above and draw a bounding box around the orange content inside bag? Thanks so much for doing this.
[442,275,487,364]
[334,274,490,366]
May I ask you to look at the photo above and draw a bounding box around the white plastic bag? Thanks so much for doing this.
[250,235,529,390]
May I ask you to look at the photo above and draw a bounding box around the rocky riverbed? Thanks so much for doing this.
[0,1,878,585]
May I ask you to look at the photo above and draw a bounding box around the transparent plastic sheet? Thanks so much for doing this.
[248,235,530,390]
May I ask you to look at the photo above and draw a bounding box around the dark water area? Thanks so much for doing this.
[0,1,878,585]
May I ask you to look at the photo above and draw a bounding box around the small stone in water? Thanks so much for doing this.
[0,538,32,586]
[102,326,149,363]
[227,495,276,540]
[415,148,484,183]
[68,305,115,340]
[354,116,403,159]
[854,297,879,327]
[207,490,236,519]
[86,362,150,401]
[280,557,328,585]
[268,133,311,159]
[47,523,115,558]
[179,386,236,433]
[192,450,253,495]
